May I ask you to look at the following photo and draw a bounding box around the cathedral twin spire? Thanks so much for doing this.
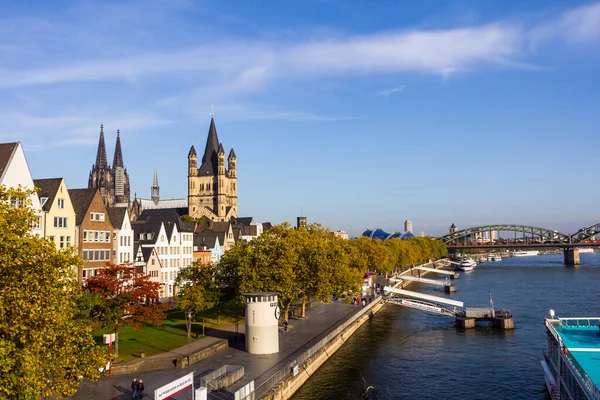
[89,125,130,207]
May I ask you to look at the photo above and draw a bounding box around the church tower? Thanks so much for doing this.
[151,165,160,205]
[88,125,130,207]
[188,117,237,221]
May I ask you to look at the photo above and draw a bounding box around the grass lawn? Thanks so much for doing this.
[95,300,245,363]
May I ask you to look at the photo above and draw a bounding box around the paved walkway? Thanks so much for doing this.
[71,300,364,400]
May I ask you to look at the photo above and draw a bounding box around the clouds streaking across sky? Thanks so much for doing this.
[1,0,599,236]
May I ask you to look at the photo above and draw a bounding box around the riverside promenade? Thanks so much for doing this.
[70,298,374,400]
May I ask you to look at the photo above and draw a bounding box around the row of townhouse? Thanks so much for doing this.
[2,141,271,299]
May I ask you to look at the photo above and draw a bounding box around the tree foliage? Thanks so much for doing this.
[0,186,106,399]
[174,262,222,315]
[84,263,170,359]
[218,222,447,321]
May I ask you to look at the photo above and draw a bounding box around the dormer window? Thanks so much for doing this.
[40,197,49,207]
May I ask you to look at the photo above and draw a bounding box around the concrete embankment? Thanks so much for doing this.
[261,260,447,400]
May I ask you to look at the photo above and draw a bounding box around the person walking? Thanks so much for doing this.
[283,320,289,332]
[131,378,138,399]
[137,379,145,399]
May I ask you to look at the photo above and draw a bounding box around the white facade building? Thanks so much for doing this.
[0,142,44,236]
[404,220,413,233]
[108,207,134,265]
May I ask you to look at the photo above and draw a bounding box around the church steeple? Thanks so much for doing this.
[113,129,124,168]
[95,125,108,169]
[198,117,220,176]
[151,164,160,205]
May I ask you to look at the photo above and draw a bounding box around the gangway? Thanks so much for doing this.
[386,298,458,316]
[384,287,464,307]
[391,275,457,293]
[415,266,459,279]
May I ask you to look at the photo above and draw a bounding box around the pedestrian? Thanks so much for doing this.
[137,379,144,399]
[131,378,138,399]
[361,298,366,306]
[283,320,289,332]
[369,296,372,303]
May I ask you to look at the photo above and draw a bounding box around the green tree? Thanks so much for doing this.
[85,263,170,360]
[175,262,222,315]
[0,186,106,399]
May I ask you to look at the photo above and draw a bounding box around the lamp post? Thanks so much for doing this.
[185,309,194,366]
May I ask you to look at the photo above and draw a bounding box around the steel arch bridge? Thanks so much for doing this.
[439,224,573,245]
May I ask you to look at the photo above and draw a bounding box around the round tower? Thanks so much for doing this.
[244,293,280,354]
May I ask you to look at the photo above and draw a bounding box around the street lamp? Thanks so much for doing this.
[185,309,194,366]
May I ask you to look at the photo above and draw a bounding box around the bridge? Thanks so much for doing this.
[438,223,600,265]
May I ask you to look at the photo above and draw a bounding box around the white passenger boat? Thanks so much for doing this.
[578,247,594,254]
[492,254,502,261]
[510,250,540,257]
[458,258,476,271]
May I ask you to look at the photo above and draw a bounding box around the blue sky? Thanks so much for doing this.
[1,0,600,236]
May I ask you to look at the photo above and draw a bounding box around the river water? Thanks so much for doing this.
[291,253,600,400]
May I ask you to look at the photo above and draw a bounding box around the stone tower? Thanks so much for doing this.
[151,165,160,205]
[187,117,237,221]
[88,125,130,207]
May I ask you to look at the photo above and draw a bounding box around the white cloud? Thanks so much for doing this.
[0,111,174,148]
[375,85,406,96]
[530,1,600,46]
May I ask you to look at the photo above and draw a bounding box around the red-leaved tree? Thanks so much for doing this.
[85,263,171,360]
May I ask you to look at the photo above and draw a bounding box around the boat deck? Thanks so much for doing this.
[556,325,600,390]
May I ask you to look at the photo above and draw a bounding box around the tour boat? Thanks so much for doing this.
[542,311,600,400]
[458,258,476,271]
[492,254,502,261]
[578,247,595,254]
[510,250,540,257]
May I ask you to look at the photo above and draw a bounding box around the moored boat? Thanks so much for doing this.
[510,250,540,257]
[578,247,595,254]
[458,258,476,271]
[542,310,600,400]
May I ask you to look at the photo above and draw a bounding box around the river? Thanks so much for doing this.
[291,253,600,400]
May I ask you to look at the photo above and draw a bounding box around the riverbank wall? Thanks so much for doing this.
[254,260,446,400]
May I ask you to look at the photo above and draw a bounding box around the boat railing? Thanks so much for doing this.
[545,318,563,347]
[564,351,600,400]
[559,317,600,328]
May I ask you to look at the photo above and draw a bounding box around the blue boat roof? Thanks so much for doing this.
[556,324,600,391]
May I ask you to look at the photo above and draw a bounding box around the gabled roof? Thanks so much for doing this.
[0,142,18,181]
[194,231,220,250]
[33,178,63,212]
[132,220,163,245]
[232,217,254,227]
[262,222,273,232]
[137,208,195,234]
[198,117,220,176]
[211,221,231,233]
[107,207,128,229]
[68,188,100,226]
[141,246,156,263]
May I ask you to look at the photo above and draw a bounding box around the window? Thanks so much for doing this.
[94,250,99,260]
[53,217,67,228]
[112,249,116,256]
[94,231,99,242]
[66,236,71,247]
[49,236,55,242]
[83,250,88,260]
[57,198,64,209]
[113,232,116,240]
[152,259,155,265]
[59,236,65,248]
[82,269,87,278]
[105,250,110,260]
[106,232,111,242]
[83,231,88,242]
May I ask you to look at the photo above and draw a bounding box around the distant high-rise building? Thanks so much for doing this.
[88,126,130,207]
[404,220,413,233]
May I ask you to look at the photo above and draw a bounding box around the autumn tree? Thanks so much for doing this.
[0,186,106,399]
[85,263,170,360]
[175,262,221,315]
